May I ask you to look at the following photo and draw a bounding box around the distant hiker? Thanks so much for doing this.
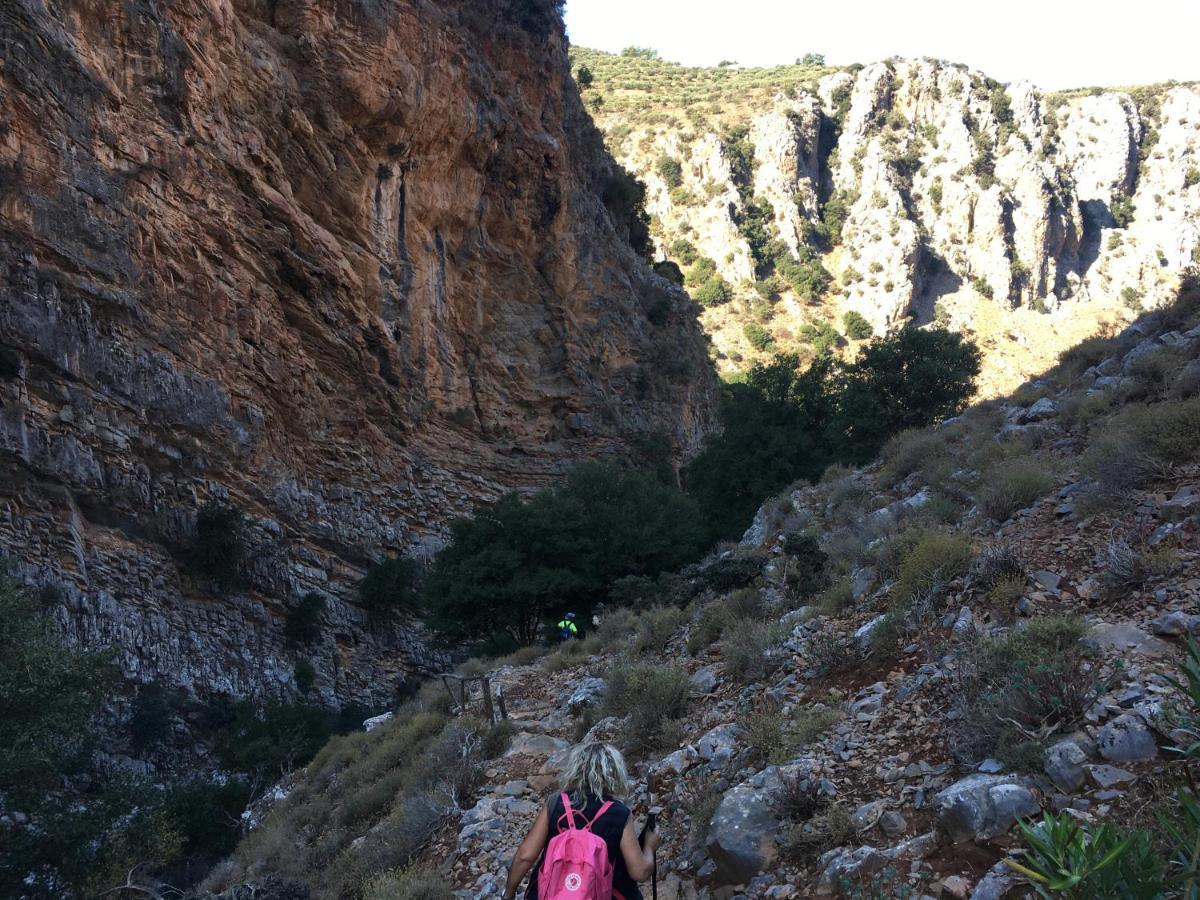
[557,612,579,641]
[502,742,660,900]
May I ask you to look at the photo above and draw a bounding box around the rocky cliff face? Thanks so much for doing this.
[578,51,1200,393]
[0,1,714,709]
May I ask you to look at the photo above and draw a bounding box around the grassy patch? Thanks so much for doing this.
[601,662,691,756]
[891,531,974,612]
[976,458,1055,522]
[721,620,790,683]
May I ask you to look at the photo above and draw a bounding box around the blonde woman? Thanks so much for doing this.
[502,742,661,900]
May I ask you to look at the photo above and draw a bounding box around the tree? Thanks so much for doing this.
[575,64,593,88]
[798,52,826,66]
[602,166,652,259]
[829,325,981,464]
[686,327,980,538]
[425,463,707,643]
[0,574,113,796]
[653,259,684,286]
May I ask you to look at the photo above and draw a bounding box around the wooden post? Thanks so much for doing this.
[481,676,496,723]
[496,684,508,721]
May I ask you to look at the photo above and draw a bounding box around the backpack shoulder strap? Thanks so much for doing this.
[584,800,613,832]
[557,792,577,830]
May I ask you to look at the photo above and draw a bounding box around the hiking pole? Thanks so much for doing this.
[639,805,663,900]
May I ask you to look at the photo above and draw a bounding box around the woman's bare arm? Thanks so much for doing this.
[503,803,550,900]
[618,817,660,882]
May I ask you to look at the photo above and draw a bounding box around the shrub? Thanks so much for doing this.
[779,532,829,598]
[601,165,652,259]
[294,659,316,695]
[693,275,734,307]
[186,500,247,593]
[360,557,421,616]
[129,682,175,753]
[655,155,683,188]
[976,459,1055,522]
[722,621,788,683]
[669,238,698,266]
[878,428,950,487]
[1057,335,1114,383]
[633,605,685,654]
[974,542,1025,590]
[1110,192,1135,227]
[1185,167,1200,189]
[575,65,593,88]
[892,531,973,611]
[805,631,857,676]
[743,321,774,351]
[426,463,706,644]
[285,592,326,644]
[948,615,1101,767]
[652,259,684,286]
[364,867,453,900]
[212,700,343,779]
[0,345,20,380]
[601,663,691,755]
[686,591,763,655]
[843,310,873,340]
[816,578,854,616]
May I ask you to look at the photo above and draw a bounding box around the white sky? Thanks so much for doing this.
[564,0,1200,90]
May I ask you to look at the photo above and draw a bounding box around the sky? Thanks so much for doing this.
[564,0,1200,91]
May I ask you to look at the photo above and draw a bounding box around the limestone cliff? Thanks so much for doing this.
[0,1,714,709]
[576,51,1200,393]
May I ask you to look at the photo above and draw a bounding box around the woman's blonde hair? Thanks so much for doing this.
[559,742,629,806]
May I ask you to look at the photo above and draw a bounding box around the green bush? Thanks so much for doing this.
[426,463,707,644]
[722,620,788,683]
[949,615,1099,768]
[129,682,175,753]
[186,500,247,593]
[575,65,593,88]
[0,345,21,380]
[891,531,973,611]
[294,659,317,695]
[601,166,652,259]
[670,238,698,266]
[360,557,421,616]
[743,321,775,351]
[285,591,326,644]
[1185,167,1200,189]
[1110,192,1135,227]
[976,459,1055,522]
[634,606,685,654]
[602,663,691,755]
[655,155,683,188]
[694,275,733,307]
[842,310,873,340]
[685,255,717,287]
[364,867,453,900]
[878,427,950,487]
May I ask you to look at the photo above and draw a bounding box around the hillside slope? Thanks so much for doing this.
[211,285,1200,897]
[0,1,714,708]
[573,49,1200,394]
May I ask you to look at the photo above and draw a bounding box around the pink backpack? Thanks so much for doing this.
[538,793,615,899]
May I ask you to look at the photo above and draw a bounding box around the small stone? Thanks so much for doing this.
[1044,739,1088,793]
[1031,570,1062,592]
[1087,764,1137,789]
[977,758,1004,774]
[879,810,907,837]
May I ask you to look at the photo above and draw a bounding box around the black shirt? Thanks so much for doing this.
[526,794,642,900]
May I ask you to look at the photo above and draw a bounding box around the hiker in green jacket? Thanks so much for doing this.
[557,612,579,641]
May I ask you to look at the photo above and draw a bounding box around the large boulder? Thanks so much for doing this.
[933,774,1039,842]
[706,765,794,884]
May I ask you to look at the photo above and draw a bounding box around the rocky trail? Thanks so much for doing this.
[434,458,1199,898]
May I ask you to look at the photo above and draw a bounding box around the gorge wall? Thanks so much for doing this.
[0,0,714,711]
[577,51,1200,393]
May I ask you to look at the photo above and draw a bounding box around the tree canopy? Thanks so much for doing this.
[424,462,708,643]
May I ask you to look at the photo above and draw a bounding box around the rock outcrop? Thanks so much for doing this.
[579,50,1200,393]
[0,1,714,708]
